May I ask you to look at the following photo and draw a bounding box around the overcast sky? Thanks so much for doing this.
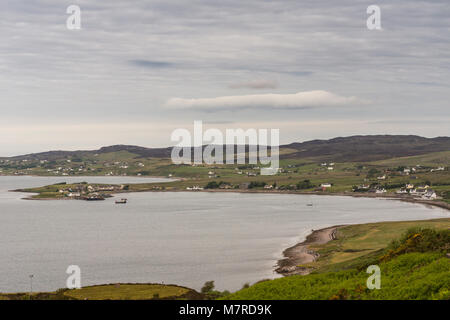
[1,0,449,156]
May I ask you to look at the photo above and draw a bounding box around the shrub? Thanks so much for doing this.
[381,228,450,262]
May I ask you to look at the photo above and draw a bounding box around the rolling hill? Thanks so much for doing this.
[2,135,449,162]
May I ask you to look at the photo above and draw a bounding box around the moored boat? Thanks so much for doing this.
[115,198,127,204]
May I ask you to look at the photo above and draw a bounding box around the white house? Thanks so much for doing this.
[421,190,437,200]
[320,183,332,188]
[68,192,81,197]
[411,188,427,195]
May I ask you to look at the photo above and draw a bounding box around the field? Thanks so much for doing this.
[63,284,192,300]
[307,218,450,273]
[0,284,202,300]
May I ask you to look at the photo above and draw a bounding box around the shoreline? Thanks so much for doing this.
[13,186,450,211]
[275,226,340,276]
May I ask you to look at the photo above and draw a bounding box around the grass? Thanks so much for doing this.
[369,151,450,167]
[0,283,200,300]
[309,218,450,273]
[63,284,190,300]
[224,222,450,300]
[224,252,450,300]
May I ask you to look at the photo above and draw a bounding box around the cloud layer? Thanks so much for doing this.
[165,90,364,110]
[229,79,278,89]
[0,1,449,154]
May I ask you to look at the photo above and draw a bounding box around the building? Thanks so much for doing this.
[421,190,437,200]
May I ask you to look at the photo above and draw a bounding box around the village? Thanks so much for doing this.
[4,154,449,206]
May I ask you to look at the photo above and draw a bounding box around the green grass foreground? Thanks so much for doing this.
[224,220,450,300]
[0,284,203,300]
[224,252,449,300]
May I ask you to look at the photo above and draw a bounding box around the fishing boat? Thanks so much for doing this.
[115,198,127,204]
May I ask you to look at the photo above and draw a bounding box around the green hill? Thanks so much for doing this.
[2,135,449,163]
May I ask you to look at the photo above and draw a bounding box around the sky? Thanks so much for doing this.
[0,0,449,156]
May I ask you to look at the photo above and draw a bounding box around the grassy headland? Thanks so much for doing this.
[225,218,450,300]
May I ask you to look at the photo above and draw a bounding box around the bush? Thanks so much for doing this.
[381,228,450,262]
[201,281,215,294]
[296,179,315,190]
[248,181,266,189]
[205,181,220,189]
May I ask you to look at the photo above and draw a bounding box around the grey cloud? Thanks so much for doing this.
[130,60,174,68]
[0,0,449,154]
[229,79,278,89]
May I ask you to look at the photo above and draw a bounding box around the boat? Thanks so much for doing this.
[115,198,127,204]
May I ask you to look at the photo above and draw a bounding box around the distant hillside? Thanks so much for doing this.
[2,145,172,161]
[281,135,450,162]
[2,135,449,162]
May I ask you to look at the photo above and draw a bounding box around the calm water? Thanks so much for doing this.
[0,176,448,292]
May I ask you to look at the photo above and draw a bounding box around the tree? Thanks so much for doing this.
[296,179,314,190]
[201,281,215,294]
[205,181,219,189]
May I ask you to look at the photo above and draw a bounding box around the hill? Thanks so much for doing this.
[281,135,450,162]
[2,135,449,162]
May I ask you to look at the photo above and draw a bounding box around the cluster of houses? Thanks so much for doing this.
[320,162,335,171]
[353,184,387,194]
[401,165,446,175]
[233,167,259,176]
[186,186,204,191]
[396,184,437,200]
[0,157,153,177]
[57,184,123,199]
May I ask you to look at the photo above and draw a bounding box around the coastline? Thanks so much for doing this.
[13,185,450,211]
[8,179,450,280]
[275,226,340,276]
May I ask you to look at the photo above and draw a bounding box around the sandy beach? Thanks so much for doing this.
[275,226,340,276]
